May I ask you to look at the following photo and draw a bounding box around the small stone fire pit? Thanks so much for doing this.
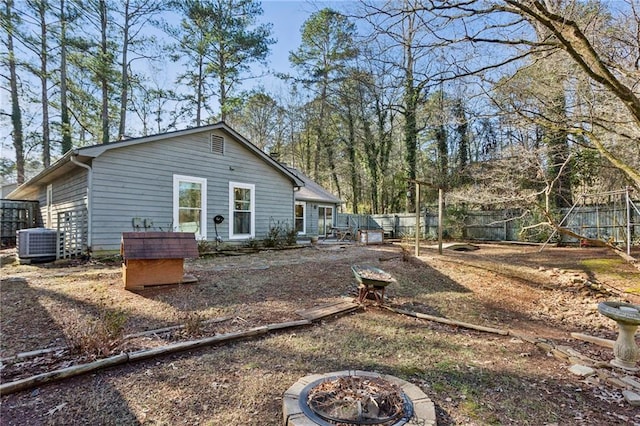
[283,370,436,425]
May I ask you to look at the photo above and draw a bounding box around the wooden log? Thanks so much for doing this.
[0,353,129,396]
[127,327,269,362]
[296,301,361,321]
[0,313,356,396]
[508,330,544,344]
[536,342,554,352]
[570,332,615,349]
[267,320,311,331]
[123,317,232,340]
[1,328,272,395]
[385,306,509,336]
[0,347,66,363]
[0,318,235,363]
[551,348,570,361]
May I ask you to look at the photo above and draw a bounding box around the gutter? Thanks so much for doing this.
[69,154,92,249]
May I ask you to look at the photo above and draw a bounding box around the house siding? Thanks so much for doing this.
[90,129,294,251]
[39,170,88,231]
[305,202,319,235]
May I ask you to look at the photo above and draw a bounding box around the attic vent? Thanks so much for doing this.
[210,134,224,154]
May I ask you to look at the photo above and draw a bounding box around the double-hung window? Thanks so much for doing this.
[229,182,255,239]
[173,175,207,239]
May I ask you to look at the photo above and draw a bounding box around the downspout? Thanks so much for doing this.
[70,153,92,251]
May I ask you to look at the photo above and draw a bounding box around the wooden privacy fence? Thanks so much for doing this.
[0,199,40,247]
[339,202,640,244]
[336,213,422,239]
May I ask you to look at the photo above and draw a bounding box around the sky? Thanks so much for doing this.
[248,0,349,91]
[260,1,312,82]
[0,1,330,167]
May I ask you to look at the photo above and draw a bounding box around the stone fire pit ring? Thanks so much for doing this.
[283,370,436,426]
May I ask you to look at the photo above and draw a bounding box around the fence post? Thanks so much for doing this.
[438,188,443,255]
[415,182,420,256]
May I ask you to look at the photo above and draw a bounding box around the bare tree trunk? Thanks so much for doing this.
[379,108,394,212]
[361,116,378,213]
[436,124,448,184]
[314,85,341,197]
[218,50,227,122]
[304,127,311,174]
[59,0,72,153]
[117,0,130,140]
[6,0,25,184]
[453,98,469,180]
[99,0,109,144]
[403,9,419,212]
[345,103,359,213]
[196,55,203,126]
[34,0,51,167]
[404,67,418,212]
[505,0,640,189]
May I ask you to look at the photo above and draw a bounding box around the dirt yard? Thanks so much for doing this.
[1,242,639,425]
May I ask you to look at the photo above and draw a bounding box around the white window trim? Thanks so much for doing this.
[173,174,207,239]
[229,181,255,240]
[318,205,335,236]
[319,205,334,223]
[295,201,306,235]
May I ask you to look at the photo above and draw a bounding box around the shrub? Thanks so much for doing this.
[284,227,298,246]
[263,226,280,248]
[264,220,297,248]
[244,238,260,249]
[182,311,204,336]
[197,238,213,255]
[63,306,127,358]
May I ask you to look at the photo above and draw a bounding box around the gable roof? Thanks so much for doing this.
[288,167,342,204]
[9,122,303,199]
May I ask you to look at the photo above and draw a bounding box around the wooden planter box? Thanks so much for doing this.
[121,232,199,290]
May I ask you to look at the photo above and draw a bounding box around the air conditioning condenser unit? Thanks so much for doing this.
[17,228,61,263]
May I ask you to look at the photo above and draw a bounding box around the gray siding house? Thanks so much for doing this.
[8,123,304,255]
[290,168,342,238]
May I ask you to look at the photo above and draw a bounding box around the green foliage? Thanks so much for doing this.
[0,158,16,181]
[290,8,357,74]
[167,0,274,122]
[571,147,602,188]
[444,204,468,240]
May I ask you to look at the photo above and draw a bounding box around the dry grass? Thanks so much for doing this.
[1,243,639,425]
[61,303,127,358]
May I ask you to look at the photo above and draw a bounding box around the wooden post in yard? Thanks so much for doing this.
[409,178,444,256]
[415,181,420,257]
[438,187,443,255]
